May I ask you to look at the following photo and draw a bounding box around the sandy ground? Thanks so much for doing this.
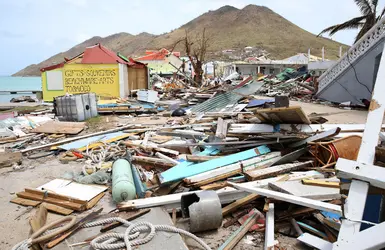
[0,101,374,249]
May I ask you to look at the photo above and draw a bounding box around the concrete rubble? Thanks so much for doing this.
[1,72,383,250]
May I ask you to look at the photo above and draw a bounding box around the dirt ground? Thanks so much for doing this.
[0,101,374,249]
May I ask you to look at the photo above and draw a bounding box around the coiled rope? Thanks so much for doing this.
[12,215,211,250]
[83,217,212,250]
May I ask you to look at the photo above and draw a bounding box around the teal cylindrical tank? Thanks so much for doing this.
[112,159,136,203]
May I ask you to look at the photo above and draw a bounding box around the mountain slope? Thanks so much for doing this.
[14,5,347,76]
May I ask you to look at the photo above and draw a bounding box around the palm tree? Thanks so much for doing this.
[318,0,385,43]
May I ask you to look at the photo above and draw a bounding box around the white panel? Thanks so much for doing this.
[119,63,128,98]
[46,71,64,90]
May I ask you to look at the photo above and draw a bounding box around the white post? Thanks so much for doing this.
[322,47,325,61]
[333,44,385,249]
[257,66,261,74]
[308,48,311,63]
[339,46,342,58]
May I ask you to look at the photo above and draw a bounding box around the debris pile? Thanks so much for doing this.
[259,67,316,102]
[1,84,378,250]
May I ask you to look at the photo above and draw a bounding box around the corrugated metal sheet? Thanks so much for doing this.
[190,80,264,113]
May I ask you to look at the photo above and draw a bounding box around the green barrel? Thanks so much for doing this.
[112,159,136,203]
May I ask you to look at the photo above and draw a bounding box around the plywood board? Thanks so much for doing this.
[255,106,311,124]
[268,180,340,200]
[37,179,107,201]
[32,121,86,135]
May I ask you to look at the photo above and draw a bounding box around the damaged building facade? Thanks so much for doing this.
[40,44,148,101]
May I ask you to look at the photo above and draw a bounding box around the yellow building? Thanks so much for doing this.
[41,44,148,101]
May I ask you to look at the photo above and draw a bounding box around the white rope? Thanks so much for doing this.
[82,217,211,250]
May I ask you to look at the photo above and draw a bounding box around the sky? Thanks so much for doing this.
[1,0,385,76]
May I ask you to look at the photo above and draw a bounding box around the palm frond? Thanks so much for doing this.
[371,0,379,12]
[354,0,374,15]
[355,22,374,42]
[318,15,368,37]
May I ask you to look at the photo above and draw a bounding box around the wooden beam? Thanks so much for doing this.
[41,203,73,215]
[200,181,228,190]
[228,182,342,215]
[222,194,260,216]
[155,152,179,165]
[302,179,340,188]
[29,205,48,250]
[218,209,259,250]
[186,155,221,162]
[245,161,313,181]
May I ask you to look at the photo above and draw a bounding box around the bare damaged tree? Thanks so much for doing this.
[184,28,209,86]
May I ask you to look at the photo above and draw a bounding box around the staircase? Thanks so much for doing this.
[316,17,385,104]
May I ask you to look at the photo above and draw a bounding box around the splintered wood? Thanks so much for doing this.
[254,106,311,124]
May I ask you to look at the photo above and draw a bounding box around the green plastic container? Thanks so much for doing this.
[112,159,136,203]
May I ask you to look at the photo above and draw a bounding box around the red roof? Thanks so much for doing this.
[41,44,146,71]
[81,44,127,64]
[136,48,180,61]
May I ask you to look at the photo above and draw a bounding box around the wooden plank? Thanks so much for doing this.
[16,191,85,211]
[254,106,311,124]
[86,192,105,209]
[29,205,48,250]
[29,205,47,232]
[200,181,228,190]
[215,118,230,139]
[218,209,259,250]
[11,197,41,207]
[288,128,341,148]
[25,188,87,205]
[245,161,313,181]
[191,169,240,187]
[155,152,179,165]
[42,203,73,215]
[302,179,340,188]
[186,155,221,162]
[132,156,175,168]
[223,210,249,228]
[46,208,103,248]
[31,121,86,135]
[185,152,281,184]
[222,194,260,216]
[0,152,22,168]
[159,146,271,184]
[228,182,342,215]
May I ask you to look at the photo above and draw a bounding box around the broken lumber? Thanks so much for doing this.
[222,194,260,216]
[159,146,271,184]
[21,124,136,153]
[245,161,313,181]
[302,179,340,188]
[218,209,259,250]
[185,155,221,162]
[132,156,175,168]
